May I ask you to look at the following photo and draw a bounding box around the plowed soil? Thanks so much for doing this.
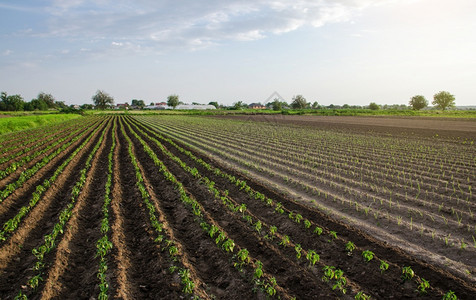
[0,115,474,299]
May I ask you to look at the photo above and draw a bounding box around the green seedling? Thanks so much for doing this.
[401,266,414,281]
[442,290,457,300]
[362,250,374,262]
[379,260,389,273]
[354,291,371,300]
[345,241,356,255]
[416,277,430,294]
[314,226,323,235]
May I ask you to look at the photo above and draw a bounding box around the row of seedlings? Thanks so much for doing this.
[14,118,110,299]
[118,118,207,299]
[134,117,460,299]
[140,119,474,254]
[0,119,102,202]
[0,118,109,242]
[123,118,292,299]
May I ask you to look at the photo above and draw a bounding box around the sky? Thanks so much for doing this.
[1,0,475,106]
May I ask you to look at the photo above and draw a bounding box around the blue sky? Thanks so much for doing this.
[1,0,475,106]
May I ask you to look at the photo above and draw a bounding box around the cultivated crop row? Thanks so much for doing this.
[135,115,475,285]
[0,115,474,299]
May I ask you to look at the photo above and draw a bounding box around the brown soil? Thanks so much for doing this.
[0,119,109,297]
[123,118,258,299]
[40,119,113,299]
[0,122,78,168]
[0,115,474,299]
[133,118,476,299]
[0,120,101,226]
[218,115,476,139]
[106,117,184,299]
[160,123,476,277]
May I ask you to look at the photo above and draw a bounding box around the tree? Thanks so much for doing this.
[24,99,48,111]
[432,91,455,111]
[232,101,247,110]
[131,99,145,108]
[92,90,114,109]
[55,101,68,109]
[167,94,179,109]
[291,95,307,109]
[368,102,380,110]
[272,99,282,111]
[208,101,219,109]
[37,92,56,108]
[80,104,94,110]
[409,95,428,110]
[311,101,320,109]
[0,92,25,111]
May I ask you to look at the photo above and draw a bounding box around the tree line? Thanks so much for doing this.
[0,92,69,111]
[232,91,456,111]
[1,90,457,112]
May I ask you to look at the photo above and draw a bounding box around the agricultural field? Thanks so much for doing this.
[0,114,474,299]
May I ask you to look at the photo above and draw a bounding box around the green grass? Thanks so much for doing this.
[0,114,82,135]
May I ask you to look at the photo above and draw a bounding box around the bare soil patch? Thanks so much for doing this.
[218,115,476,139]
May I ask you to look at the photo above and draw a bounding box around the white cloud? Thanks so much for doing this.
[34,0,384,55]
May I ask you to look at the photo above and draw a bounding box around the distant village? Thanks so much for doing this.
[114,101,268,110]
[116,102,218,110]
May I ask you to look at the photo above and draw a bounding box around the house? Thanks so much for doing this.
[144,103,216,110]
[248,103,266,109]
[116,103,129,109]
[175,104,216,110]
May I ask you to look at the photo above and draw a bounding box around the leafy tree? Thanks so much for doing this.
[55,101,69,109]
[232,101,247,110]
[131,99,145,108]
[432,91,455,111]
[167,94,179,109]
[0,92,25,111]
[24,99,48,111]
[80,104,94,110]
[272,99,282,111]
[409,95,428,110]
[92,90,114,109]
[311,101,320,109]
[291,95,307,109]
[208,101,219,109]
[37,92,56,108]
[368,102,380,110]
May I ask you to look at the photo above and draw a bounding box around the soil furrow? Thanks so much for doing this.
[0,127,69,167]
[123,118,257,299]
[143,119,476,282]
[0,120,101,226]
[0,119,100,189]
[108,120,134,299]
[135,119,476,299]
[40,119,112,299]
[0,120,108,298]
[125,119,340,299]
[107,117,183,299]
